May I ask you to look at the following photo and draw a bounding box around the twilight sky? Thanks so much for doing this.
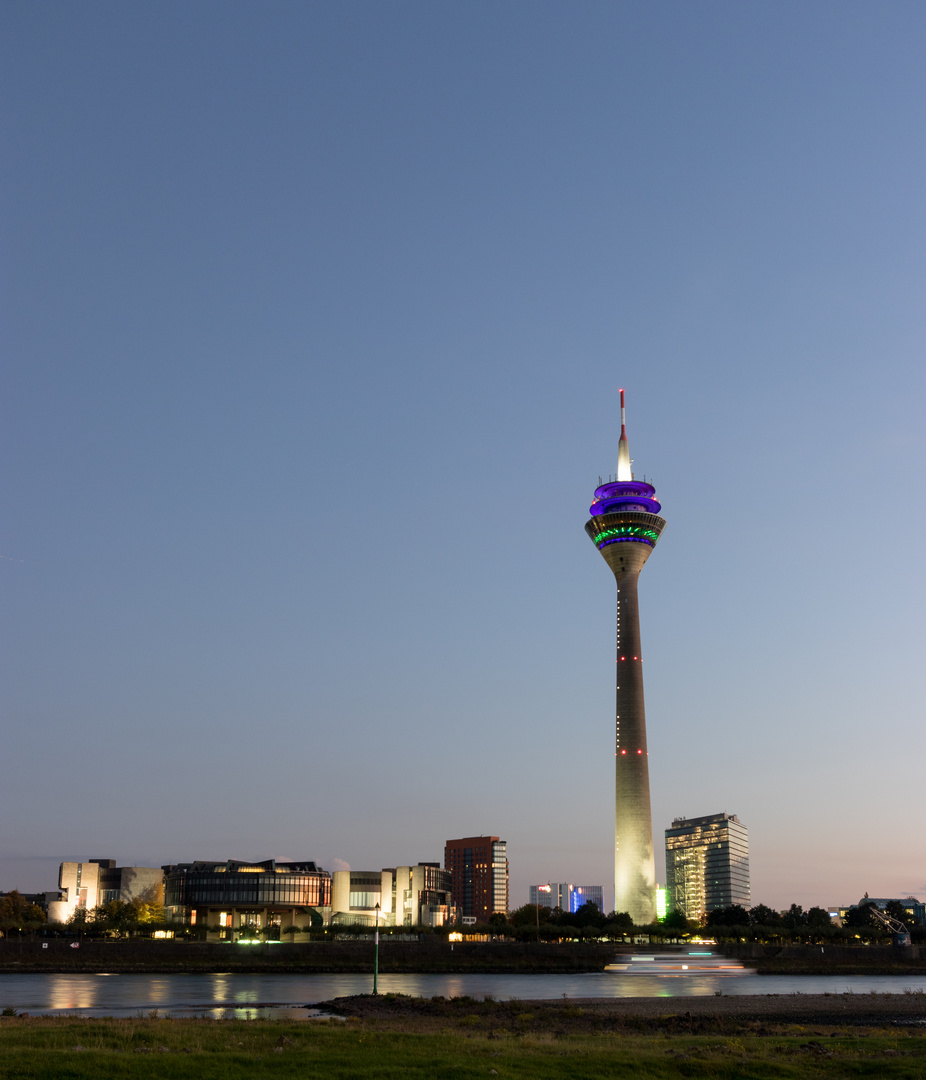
[3,0,924,912]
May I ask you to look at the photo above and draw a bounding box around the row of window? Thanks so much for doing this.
[167,876,330,907]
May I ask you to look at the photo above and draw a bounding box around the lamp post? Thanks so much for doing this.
[373,902,380,995]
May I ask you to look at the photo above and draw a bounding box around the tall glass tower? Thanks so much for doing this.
[585,391,666,924]
[665,813,750,922]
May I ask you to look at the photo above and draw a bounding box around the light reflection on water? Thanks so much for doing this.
[4,972,926,1018]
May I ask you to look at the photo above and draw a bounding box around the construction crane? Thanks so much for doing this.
[865,904,912,946]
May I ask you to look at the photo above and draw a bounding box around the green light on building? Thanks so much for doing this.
[656,886,668,921]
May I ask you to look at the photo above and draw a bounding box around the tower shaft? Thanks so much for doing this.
[613,569,656,923]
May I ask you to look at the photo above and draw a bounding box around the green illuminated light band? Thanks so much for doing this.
[592,524,660,549]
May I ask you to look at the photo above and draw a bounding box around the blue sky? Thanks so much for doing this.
[3,0,924,911]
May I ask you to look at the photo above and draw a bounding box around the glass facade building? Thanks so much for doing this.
[665,813,750,922]
[163,859,331,937]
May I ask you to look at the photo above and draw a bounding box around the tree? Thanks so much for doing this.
[0,891,46,933]
[844,902,876,929]
[95,900,138,935]
[661,910,691,931]
[781,904,806,931]
[706,905,750,927]
[805,907,832,930]
[509,903,549,927]
[488,912,509,930]
[574,901,606,929]
[68,907,90,930]
[604,911,634,933]
[748,904,781,927]
[885,901,909,925]
[129,883,165,926]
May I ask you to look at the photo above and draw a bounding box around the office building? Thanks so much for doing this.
[665,813,750,921]
[444,836,508,921]
[529,883,604,913]
[47,860,164,923]
[585,390,667,924]
[163,859,331,939]
[330,864,455,927]
[835,897,926,928]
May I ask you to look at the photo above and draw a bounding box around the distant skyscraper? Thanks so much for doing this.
[530,883,604,913]
[585,390,666,925]
[444,836,508,920]
[665,813,750,921]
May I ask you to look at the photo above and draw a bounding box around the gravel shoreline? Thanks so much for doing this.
[315,992,926,1029]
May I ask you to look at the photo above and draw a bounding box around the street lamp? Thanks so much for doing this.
[373,902,380,995]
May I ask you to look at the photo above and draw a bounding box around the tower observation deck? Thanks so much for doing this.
[584,390,666,925]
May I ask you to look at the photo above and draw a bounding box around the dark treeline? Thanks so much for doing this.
[457,899,926,946]
[2,891,923,945]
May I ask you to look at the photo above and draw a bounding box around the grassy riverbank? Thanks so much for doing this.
[1,995,925,1079]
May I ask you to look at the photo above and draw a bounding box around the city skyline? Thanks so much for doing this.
[3,1,924,911]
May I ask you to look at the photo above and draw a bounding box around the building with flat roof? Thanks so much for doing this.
[444,836,508,921]
[529,883,604,914]
[665,813,750,922]
[330,864,455,927]
[163,859,331,940]
[835,897,926,928]
[47,860,164,924]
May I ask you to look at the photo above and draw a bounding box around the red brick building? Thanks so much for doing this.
[444,835,508,921]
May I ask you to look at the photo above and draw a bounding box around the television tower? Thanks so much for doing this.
[585,390,666,924]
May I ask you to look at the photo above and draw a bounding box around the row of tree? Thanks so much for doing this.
[2,891,920,943]
[0,893,170,938]
[466,899,924,944]
[67,897,166,935]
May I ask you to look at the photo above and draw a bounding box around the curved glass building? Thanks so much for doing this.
[164,859,331,938]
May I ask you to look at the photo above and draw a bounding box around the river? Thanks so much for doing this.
[3,971,926,1018]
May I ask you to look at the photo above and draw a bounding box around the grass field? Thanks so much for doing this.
[1,1001,925,1079]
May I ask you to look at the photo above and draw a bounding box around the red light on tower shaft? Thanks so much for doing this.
[585,388,667,926]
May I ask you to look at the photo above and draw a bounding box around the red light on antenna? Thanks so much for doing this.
[637,749,642,754]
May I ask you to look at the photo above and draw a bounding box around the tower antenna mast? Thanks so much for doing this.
[617,389,632,481]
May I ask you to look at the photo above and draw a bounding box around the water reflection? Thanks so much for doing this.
[4,971,926,1018]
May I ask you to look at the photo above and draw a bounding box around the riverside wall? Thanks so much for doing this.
[1,939,924,974]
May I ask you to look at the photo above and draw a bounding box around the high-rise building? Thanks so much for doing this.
[585,390,666,925]
[529,883,604,914]
[665,813,750,921]
[444,836,508,921]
